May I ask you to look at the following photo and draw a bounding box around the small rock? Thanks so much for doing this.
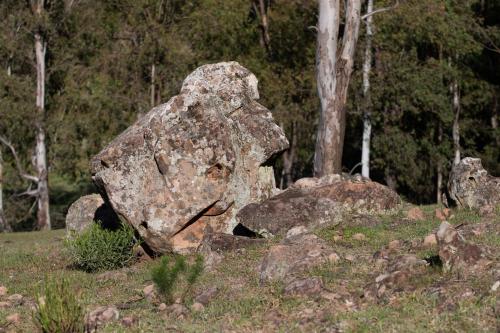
[423,234,437,247]
[478,205,494,217]
[143,284,155,301]
[7,294,23,305]
[166,303,189,318]
[407,207,425,221]
[491,281,500,292]
[0,301,11,309]
[435,208,450,221]
[158,303,167,311]
[194,287,219,306]
[85,306,119,333]
[121,316,137,327]
[0,286,7,296]
[283,277,323,297]
[191,302,205,312]
[352,233,366,241]
[6,313,20,325]
[332,235,343,242]
[345,254,355,262]
[328,253,340,264]
[388,240,400,250]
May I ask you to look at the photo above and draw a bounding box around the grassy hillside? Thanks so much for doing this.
[0,205,498,332]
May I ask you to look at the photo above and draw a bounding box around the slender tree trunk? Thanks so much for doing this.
[451,79,461,165]
[492,91,499,146]
[150,63,156,108]
[34,31,50,230]
[254,0,271,55]
[361,0,374,179]
[281,122,297,188]
[436,122,443,204]
[0,147,8,232]
[314,0,361,176]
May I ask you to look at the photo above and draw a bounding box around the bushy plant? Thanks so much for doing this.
[34,277,85,333]
[66,221,137,272]
[151,255,203,303]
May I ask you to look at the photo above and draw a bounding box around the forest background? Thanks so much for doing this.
[0,0,499,230]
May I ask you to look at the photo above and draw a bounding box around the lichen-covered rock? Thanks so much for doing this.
[436,222,486,273]
[259,233,340,282]
[65,194,119,235]
[237,174,401,237]
[448,157,500,209]
[91,62,288,253]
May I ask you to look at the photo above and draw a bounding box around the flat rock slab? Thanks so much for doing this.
[90,62,288,253]
[238,174,401,237]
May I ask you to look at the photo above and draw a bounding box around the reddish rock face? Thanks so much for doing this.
[448,157,500,209]
[237,174,401,237]
[91,62,288,253]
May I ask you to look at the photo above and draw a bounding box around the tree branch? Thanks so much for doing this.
[361,1,399,20]
[0,135,39,183]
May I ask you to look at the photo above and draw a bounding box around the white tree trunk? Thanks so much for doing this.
[314,0,361,176]
[436,121,443,204]
[35,31,50,230]
[451,79,461,165]
[361,0,373,179]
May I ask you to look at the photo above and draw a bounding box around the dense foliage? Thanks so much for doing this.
[0,0,499,229]
[66,222,137,272]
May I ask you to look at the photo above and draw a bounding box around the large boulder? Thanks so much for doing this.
[448,157,500,209]
[90,62,288,254]
[65,194,119,235]
[237,174,401,237]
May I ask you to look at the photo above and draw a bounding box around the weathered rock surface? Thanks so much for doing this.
[237,174,400,237]
[364,254,428,300]
[199,231,265,252]
[436,222,486,273]
[448,157,500,209]
[90,62,288,253]
[65,194,119,235]
[259,233,339,282]
[85,306,119,333]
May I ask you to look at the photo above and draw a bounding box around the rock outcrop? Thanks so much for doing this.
[90,62,288,253]
[65,194,119,235]
[237,174,401,237]
[448,157,500,209]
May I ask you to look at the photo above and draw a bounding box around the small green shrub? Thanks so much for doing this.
[66,221,137,272]
[34,277,85,333]
[151,255,203,303]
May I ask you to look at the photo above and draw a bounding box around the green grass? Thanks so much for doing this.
[0,205,498,332]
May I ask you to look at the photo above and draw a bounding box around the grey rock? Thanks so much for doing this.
[90,62,288,254]
[65,194,119,235]
[448,157,500,209]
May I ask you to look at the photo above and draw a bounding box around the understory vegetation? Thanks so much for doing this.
[65,222,138,272]
[34,277,85,333]
[151,255,204,304]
